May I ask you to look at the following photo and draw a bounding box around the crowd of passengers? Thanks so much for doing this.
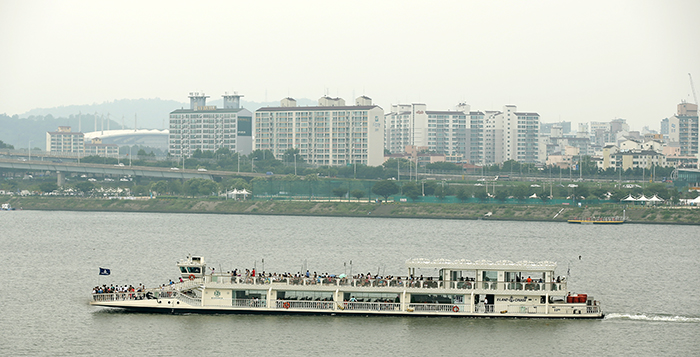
[92,280,183,299]
[219,268,482,287]
[93,269,567,296]
[219,268,567,287]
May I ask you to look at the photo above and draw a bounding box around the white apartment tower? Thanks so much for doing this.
[472,105,539,164]
[254,96,385,166]
[168,92,253,157]
[384,103,468,160]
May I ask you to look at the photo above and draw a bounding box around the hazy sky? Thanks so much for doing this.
[1,0,698,130]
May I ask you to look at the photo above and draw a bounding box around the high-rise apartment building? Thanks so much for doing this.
[670,102,699,156]
[386,103,538,164]
[168,92,253,157]
[384,103,468,161]
[254,96,384,166]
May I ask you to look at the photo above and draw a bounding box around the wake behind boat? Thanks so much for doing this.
[90,255,603,318]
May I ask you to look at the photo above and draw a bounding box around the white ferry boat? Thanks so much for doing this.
[90,255,603,318]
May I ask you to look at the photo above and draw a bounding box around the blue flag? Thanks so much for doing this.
[99,268,111,276]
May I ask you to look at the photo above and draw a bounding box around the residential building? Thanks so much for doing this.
[468,110,485,164]
[540,121,571,135]
[675,102,698,156]
[660,117,670,141]
[384,103,468,161]
[255,96,384,166]
[168,92,253,157]
[610,150,666,171]
[385,102,538,165]
[46,126,84,154]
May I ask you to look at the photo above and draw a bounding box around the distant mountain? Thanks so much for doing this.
[21,98,187,130]
[19,97,319,130]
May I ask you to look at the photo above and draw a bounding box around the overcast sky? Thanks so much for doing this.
[1,0,698,130]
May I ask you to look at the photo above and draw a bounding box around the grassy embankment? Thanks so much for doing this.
[7,196,700,225]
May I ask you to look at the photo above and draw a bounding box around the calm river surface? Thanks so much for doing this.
[1,211,698,356]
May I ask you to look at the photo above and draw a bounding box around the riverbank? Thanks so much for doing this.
[5,196,700,224]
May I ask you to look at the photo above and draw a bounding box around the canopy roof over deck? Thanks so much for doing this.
[405,259,557,272]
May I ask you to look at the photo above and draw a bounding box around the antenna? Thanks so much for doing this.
[689,73,698,105]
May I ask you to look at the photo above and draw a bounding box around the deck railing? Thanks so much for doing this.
[232,299,266,308]
[342,302,401,312]
[409,303,463,313]
[204,275,567,292]
[276,300,334,310]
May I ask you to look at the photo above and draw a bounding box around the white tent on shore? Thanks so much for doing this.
[649,195,664,203]
[622,195,637,202]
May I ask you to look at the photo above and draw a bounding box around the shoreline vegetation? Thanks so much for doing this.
[6,197,700,225]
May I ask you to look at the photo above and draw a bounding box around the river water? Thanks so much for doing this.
[1,211,698,356]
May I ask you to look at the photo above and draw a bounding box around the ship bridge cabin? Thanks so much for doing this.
[178,255,206,279]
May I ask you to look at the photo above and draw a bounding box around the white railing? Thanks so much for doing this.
[232,299,266,308]
[92,292,151,302]
[409,303,463,313]
[341,302,401,312]
[276,300,334,310]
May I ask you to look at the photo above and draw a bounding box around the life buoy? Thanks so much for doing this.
[453,305,459,313]
[188,274,195,280]
[283,302,290,309]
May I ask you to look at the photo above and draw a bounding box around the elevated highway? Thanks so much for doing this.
[0,158,264,183]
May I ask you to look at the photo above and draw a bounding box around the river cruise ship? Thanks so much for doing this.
[90,256,603,318]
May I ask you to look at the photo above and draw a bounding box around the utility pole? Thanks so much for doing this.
[397,160,400,181]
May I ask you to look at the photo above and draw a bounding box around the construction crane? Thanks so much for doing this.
[690,73,698,105]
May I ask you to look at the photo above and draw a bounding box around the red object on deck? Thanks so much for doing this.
[567,296,574,303]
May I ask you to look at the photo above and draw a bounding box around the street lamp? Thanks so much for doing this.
[294,154,297,176]
[28,140,32,161]
[129,146,132,167]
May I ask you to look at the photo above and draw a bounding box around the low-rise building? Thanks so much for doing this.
[85,138,119,157]
[610,150,666,170]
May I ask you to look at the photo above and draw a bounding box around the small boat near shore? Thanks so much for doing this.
[567,217,624,224]
[90,255,603,318]
[1,203,15,211]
